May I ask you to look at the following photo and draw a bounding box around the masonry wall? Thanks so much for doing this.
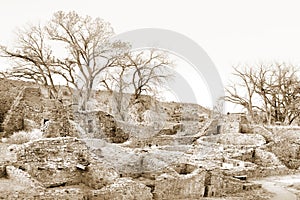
[153,169,207,199]
[6,165,44,189]
[0,79,33,132]
[2,87,75,138]
[74,111,128,143]
[13,137,118,189]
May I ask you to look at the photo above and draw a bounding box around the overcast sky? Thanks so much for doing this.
[1,0,300,110]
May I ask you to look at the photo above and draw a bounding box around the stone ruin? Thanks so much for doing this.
[1,83,295,199]
[0,137,152,199]
[1,87,74,138]
[0,137,263,199]
[0,86,129,144]
[74,110,129,143]
[204,112,250,136]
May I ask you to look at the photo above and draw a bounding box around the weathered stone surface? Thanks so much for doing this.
[81,162,119,189]
[153,169,207,199]
[2,86,75,138]
[253,149,285,167]
[41,187,87,200]
[267,140,300,169]
[202,133,266,146]
[0,81,293,200]
[6,165,44,189]
[0,162,7,178]
[158,123,183,135]
[0,79,34,133]
[3,87,43,136]
[222,177,245,194]
[93,178,153,200]
[260,127,300,169]
[12,137,118,189]
[251,125,274,143]
[74,110,129,143]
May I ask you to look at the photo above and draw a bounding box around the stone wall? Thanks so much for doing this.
[41,187,87,200]
[2,87,40,136]
[2,86,75,138]
[42,99,75,138]
[153,169,206,199]
[0,79,33,132]
[93,178,153,200]
[201,133,266,146]
[74,111,128,143]
[6,165,44,190]
[160,102,209,122]
[267,140,300,169]
[12,137,118,189]
[261,126,300,169]
[1,137,162,199]
[152,168,247,199]
[220,113,243,133]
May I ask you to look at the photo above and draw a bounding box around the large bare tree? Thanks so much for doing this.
[0,11,173,113]
[0,24,59,98]
[0,11,129,110]
[225,63,300,125]
[99,49,173,121]
[126,49,172,101]
[225,66,258,120]
[46,11,129,109]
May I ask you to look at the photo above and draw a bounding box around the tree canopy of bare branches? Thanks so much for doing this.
[225,63,300,125]
[0,24,59,98]
[46,11,129,109]
[100,49,173,120]
[0,11,173,111]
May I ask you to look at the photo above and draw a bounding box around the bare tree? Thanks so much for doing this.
[46,11,129,110]
[0,11,129,109]
[101,56,132,120]
[99,49,173,121]
[225,66,258,120]
[0,24,59,98]
[225,63,300,125]
[253,64,300,124]
[126,49,173,101]
[0,11,173,113]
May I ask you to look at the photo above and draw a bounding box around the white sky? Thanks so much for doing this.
[1,0,300,110]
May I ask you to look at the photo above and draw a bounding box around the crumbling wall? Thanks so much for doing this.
[42,187,87,200]
[42,99,76,138]
[153,169,206,199]
[93,178,153,200]
[202,133,266,146]
[12,137,118,189]
[267,140,300,169]
[220,114,243,133]
[261,127,300,169]
[251,125,274,143]
[0,161,7,178]
[74,111,128,143]
[252,148,285,167]
[158,123,183,135]
[160,102,209,122]
[5,165,43,189]
[153,168,244,199]
[2,86,75,138]
[2,87,42,136]
[203,170,224,197]
[0,79,33,132]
